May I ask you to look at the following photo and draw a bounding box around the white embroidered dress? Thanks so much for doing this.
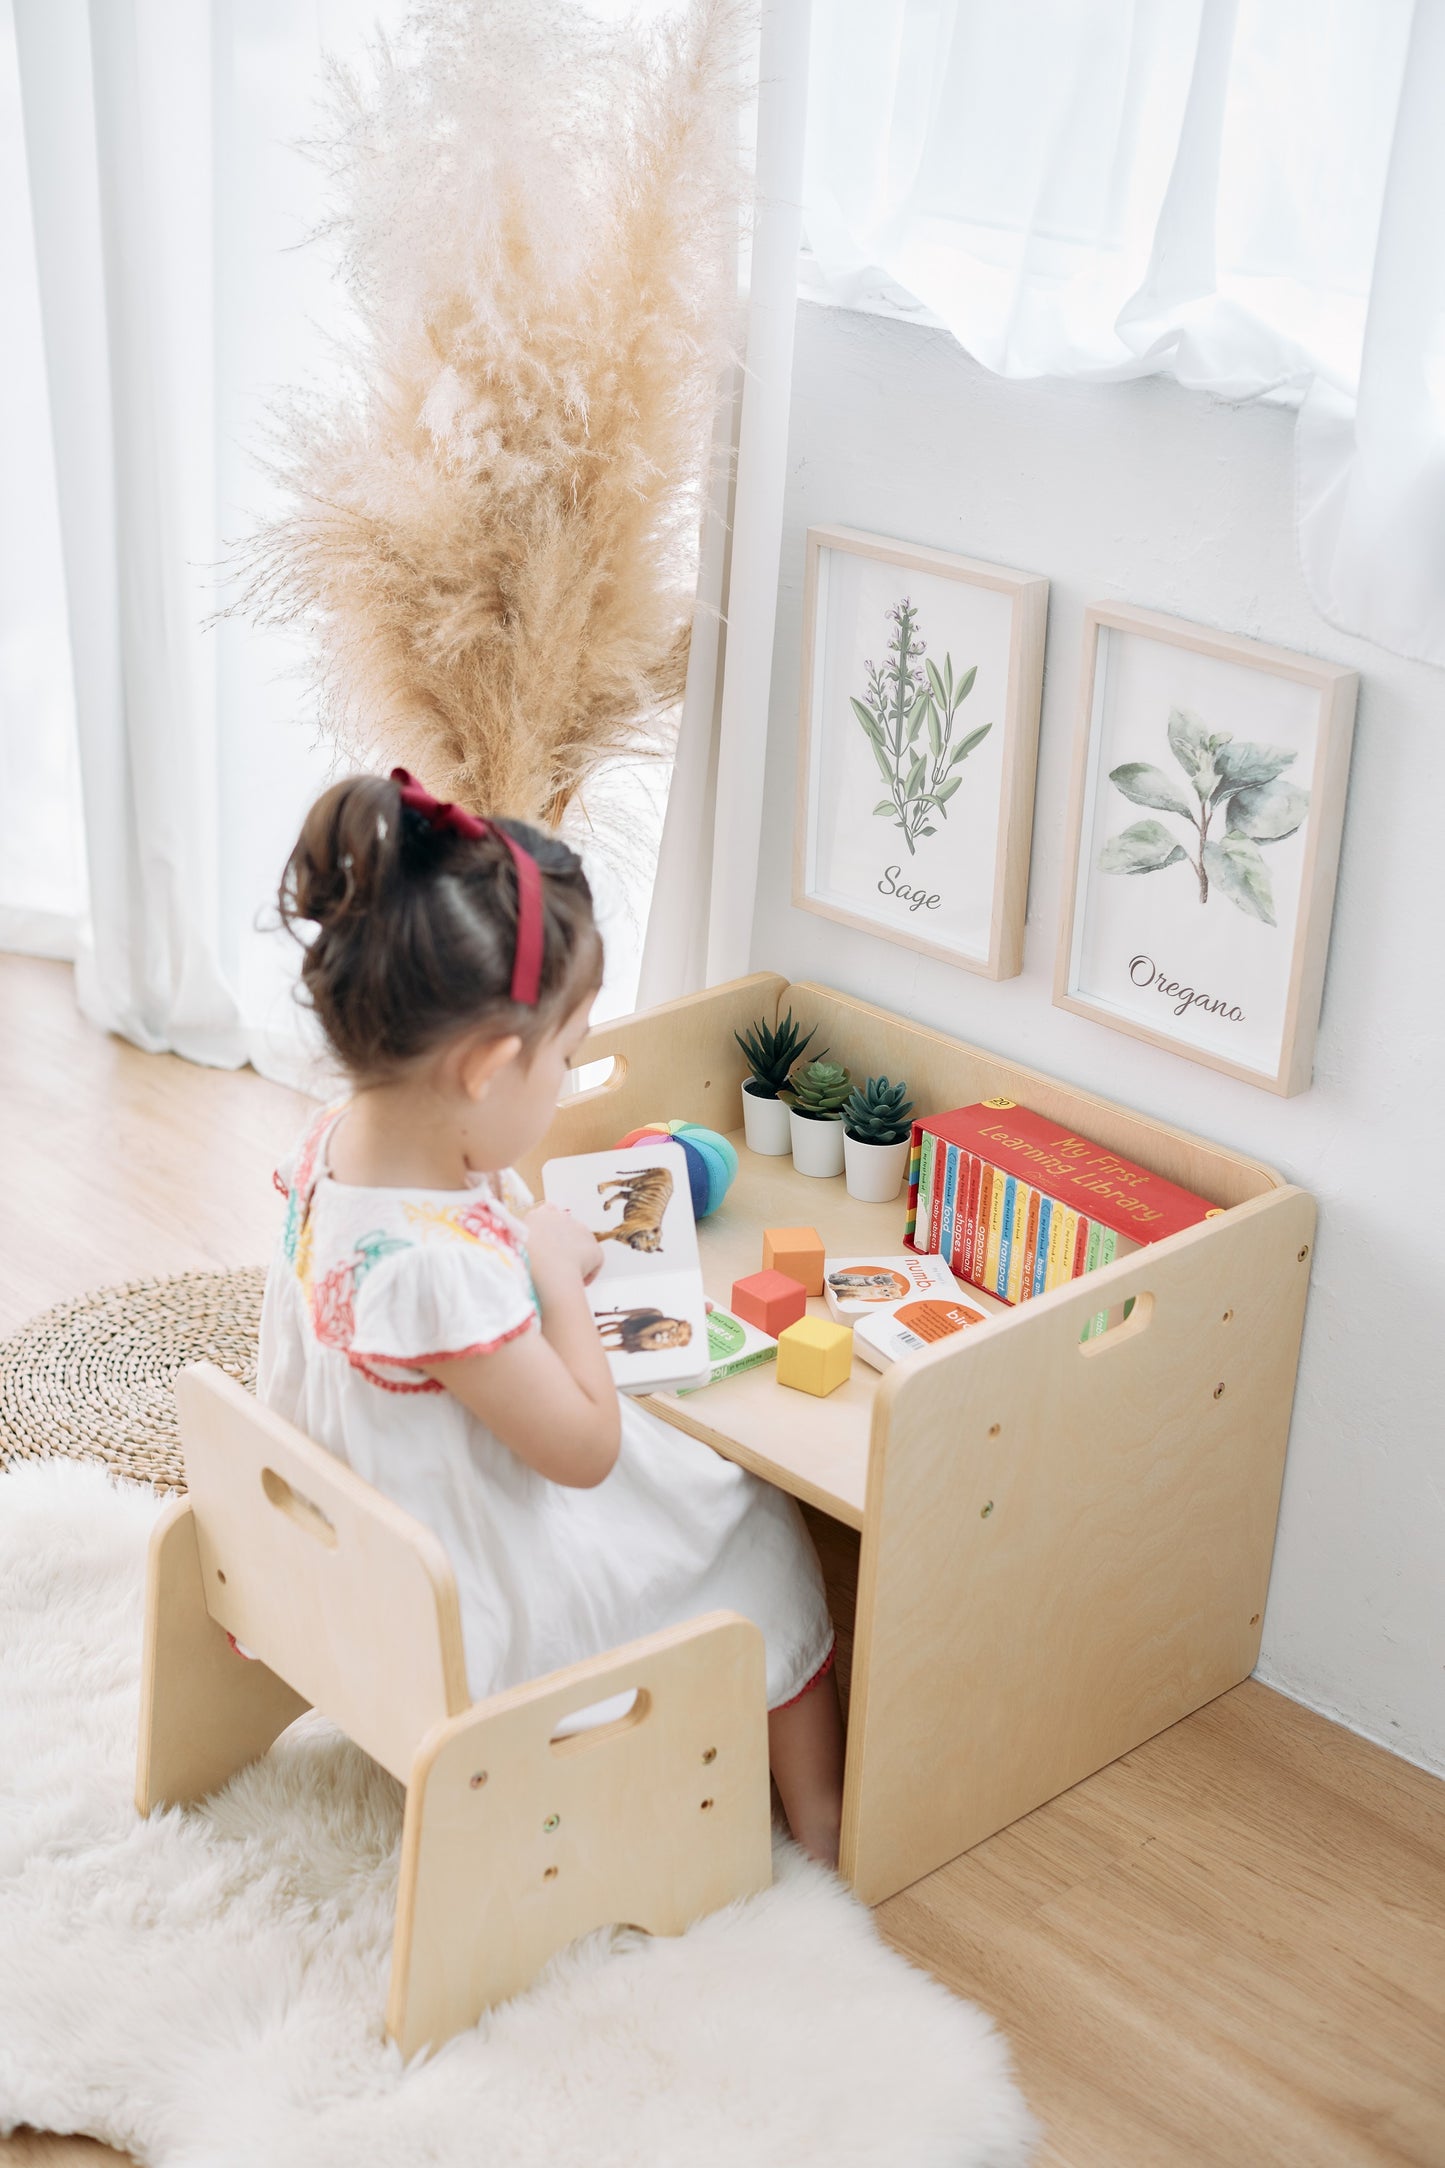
[258,1107,834,1709]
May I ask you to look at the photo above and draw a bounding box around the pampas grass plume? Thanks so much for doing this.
[237,0,749,825]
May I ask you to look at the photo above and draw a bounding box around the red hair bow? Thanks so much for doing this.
[391,769,544,1008]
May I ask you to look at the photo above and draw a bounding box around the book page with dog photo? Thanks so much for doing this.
[540,1141,710,1394]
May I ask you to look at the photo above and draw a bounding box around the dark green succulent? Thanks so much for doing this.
[789,1059,852,1122]
[842,1074,915,1145]
[734,1007,821,1100]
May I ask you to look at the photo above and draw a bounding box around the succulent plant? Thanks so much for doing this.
[843,1074,915,1145]
[734,1008,821,1100]
[789,1059,853,1122]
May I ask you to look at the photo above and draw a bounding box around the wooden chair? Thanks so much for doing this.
[135,1364,773,2057]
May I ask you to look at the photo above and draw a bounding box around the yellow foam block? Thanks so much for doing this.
[775,1315,853,1398]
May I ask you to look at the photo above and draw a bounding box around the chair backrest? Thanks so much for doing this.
[175,1364,471,1781]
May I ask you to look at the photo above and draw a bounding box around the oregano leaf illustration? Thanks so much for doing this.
[1107,761,1194,818]
[934,773,963,805]
[926,699,942,760]
[1099,820,1188,875]
[1209,738,1297,797]
[905,754,926,796]
[1225,778,1309,842]
[1202,836,1276,923]
[850,698,884,742]
[873,798,895,817]
[1167,708,1224,800]
[868,736,893,785]
[956,664,977,701]
[925,659,947,707]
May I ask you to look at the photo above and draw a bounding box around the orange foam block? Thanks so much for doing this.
[730,1269,808,1338]
[761,1225,826,1297]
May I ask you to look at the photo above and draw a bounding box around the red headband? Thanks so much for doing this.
[391,768,544,1007]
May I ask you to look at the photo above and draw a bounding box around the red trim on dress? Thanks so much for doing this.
[773,1641,836,1712]
[345,1312,539,1389]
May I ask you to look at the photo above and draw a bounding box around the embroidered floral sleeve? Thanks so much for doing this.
[346,1233,540,1386]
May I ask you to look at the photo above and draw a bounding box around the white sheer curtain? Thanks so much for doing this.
[5,0,766,1071]
[637,0,812,1003]
[803,0,1445,669]
[7,0,412,1078]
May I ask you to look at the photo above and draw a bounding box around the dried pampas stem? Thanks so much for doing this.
[235,0,749,827]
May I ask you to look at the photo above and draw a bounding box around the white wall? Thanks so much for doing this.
[753,301,1445,1774]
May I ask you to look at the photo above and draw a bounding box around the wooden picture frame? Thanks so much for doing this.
[794,525,1048,979]
[1055,603,1358,1096]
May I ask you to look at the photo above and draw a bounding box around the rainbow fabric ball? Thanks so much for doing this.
[616,1121,738,1219]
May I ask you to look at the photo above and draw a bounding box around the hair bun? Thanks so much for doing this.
[280,774,402,932]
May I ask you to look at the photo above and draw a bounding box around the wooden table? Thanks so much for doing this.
[521,973,1315,1904]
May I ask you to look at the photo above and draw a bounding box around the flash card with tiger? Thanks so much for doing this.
[540,1141,710,1394]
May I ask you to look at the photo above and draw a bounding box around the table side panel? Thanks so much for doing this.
[842,1185,1317,1903]
[518,972,787,1192]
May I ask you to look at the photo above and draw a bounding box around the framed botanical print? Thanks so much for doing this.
[794,526,1048,979]
[1055,602,1358,1095]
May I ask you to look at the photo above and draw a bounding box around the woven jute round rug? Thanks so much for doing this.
[0,1268,265,1491]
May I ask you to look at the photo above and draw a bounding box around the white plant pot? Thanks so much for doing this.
[844,1131,911,1203]
[788,1108,846,1177]
[741,1085,794,1156]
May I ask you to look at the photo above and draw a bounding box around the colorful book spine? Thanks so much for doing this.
[1006,1182,1030,1304]
[940,1145,959,1267]
[918,1130,936,1249]
[1032,1195,1053,1296]
[995,1175,1016,1298]
[1083,1222,1117,1335]
[929,1134,946,1255]
[984,1169,1005,1291]
[946,1149,967,1273]
[1073,1212,1090,1278]
[1019,1187,1041,1303]
[972,1163,992,1285]
[961,1162,983,1274]
[905,1127,923,1245]
[1045,1202,1065,1290]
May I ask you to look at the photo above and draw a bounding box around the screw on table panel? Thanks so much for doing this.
[469,1771,488,1790]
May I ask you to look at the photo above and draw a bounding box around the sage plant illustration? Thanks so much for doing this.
[850,598,991,856]
[1099,708,1309,925]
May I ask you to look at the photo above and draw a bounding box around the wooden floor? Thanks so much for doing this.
[2,955,1442,2168]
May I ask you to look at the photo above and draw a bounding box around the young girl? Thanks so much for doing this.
[259,770,845,1863]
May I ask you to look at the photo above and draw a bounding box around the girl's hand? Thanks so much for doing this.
[524,1202,605,1286]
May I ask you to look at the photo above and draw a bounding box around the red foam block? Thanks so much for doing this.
[730,1269,808,1338]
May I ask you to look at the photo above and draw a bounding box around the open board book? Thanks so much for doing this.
[541,1141,710,1394]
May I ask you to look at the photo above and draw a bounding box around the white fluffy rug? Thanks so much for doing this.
[0,1460,1037,2166]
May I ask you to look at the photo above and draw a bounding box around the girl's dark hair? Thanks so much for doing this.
[279,774,603,1077]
